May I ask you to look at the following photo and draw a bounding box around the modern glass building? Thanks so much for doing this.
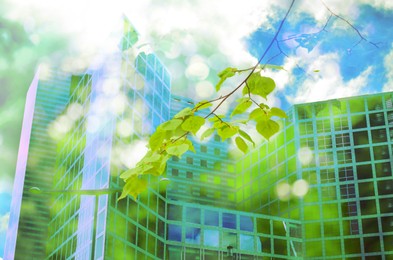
[6,16,393,260]
[238,93,393,259]
[4,70,72,260]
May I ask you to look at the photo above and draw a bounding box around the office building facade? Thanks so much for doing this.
[6,16,393,260]
[238,93,393,259]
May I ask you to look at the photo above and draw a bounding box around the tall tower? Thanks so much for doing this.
[238,93,393,258]
[4,70,71,259]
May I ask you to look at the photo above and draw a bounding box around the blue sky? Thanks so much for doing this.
[1,0,393,258]
[247,2,393,111]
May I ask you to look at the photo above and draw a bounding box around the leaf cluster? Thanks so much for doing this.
[119,64,287,200]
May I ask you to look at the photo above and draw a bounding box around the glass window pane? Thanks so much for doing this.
[186,207,201,224]
[203,229,219,247]
[185,227,201,244]
[204,210,219,226]
[222,213,236,229]
[240,216,254,232]
[240,234,254,251]
[168,224,182,242]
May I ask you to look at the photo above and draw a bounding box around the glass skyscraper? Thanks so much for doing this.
[238,93,393,258]
[5,16,393,260]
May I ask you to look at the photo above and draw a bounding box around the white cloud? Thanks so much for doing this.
[0,212,10,232]
[383,44,393,92]
[3,0,287,76]
[0,176,13,194]
[286,46,372,104]
[2,0,387,101]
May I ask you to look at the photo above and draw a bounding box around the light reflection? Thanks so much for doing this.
[185,57,209,80]
[276,182,291,201]
[195,81,214,99]
[297,146,313,165]
[116,119,133,138]
[292,179,309,197]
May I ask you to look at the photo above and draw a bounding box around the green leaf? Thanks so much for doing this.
[249,108,268,122]
[231,99,252,117]
[256,119,280,140]
[150,155,169,176]
[166,143,189,157]
[270,107,288,118]
[181,115,205,135]
[183,139,196,153]
[260,64,285,70]
[217,126,239,141]
[174,107,193,118]
[235,136,248,154]
[209,114,225,122]
[239,129,255,147]
[244,73,276,99]
[119,176,148,200]
[201,128,215,140]
[231,118,249,124]
[159,119,183,130]
[149,131,165,151]
[143,152,161,163]
[120,167,139,179]
[216,67,237,91]
[195,101,212,111]
[313,69,320,73]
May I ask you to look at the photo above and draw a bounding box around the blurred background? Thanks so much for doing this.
[1,0,393,258]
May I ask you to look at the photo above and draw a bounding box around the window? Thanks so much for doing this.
[321,185,336,199]
[172,168,179,176]
[336,150,352,164]
[335,133,350,147]
[299,121,313,135]
[297,106,311,120]
[186,171,193,179]
[334,116,349,131]
[214,148,220,156]
[344,201,358,217]
[319,151,333,166]
[240,216,254,231]
[204,230,219,247]
[369,112,385,127]
[300,137,314,148]
[201,160,207,167]
[316,119,331,132]
[338,167,354,181]
[317,135,332,149]
[371,129,387,143]
[186,207,201,224]
[340,184,355,199]
[214,135,220,142]
[350,220,359,235]
[320,168,335,183]
[222,213,236,229]
[204,210,219,226]
[240,234,254,251]
[201,145,207,153]
[168,224,182,241]
[186,157,193,164]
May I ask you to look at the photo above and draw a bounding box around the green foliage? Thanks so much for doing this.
[216,67,237,91]
[270,107,288,119]
[256,119,280,140]
[181,115,205,135]
[235,136,248,153]
[231,98,252,117]
[119,63,288,199]
[239,129,255,147]
[243,73,276,99]
[201,128,215,140]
